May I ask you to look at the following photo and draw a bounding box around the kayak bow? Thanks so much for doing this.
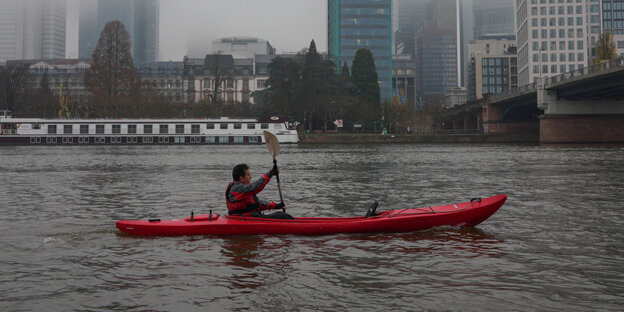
[116,194,506,236]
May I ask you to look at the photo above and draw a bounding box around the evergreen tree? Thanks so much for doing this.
[350,48,380,125]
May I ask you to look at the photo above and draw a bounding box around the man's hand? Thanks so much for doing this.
[275,202,285,210]
[271,164,279,176]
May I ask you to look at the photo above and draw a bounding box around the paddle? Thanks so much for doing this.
[263,130,285,212]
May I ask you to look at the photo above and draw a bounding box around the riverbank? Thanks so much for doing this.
[298,132,538,144]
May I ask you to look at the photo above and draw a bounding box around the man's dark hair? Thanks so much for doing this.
[232,163,249,181]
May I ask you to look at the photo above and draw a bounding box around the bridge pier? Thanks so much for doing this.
[537,78,624,143]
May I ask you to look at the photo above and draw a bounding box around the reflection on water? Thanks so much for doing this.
[0,144,623,311]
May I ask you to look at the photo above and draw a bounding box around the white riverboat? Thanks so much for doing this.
[0,110,298,145]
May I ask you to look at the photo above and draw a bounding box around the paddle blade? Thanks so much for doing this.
[263,130,280,158]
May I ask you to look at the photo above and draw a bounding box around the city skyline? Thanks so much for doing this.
[66,0,327,60]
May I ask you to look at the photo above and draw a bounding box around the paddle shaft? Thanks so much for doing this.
[273,159,285,212]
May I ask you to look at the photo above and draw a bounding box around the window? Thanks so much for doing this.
[257,80,266,88]
[261,123,269,129]
[80,125,88,134]
[206,123,215,129]
[227,79,233,88]
[160,124,168,134]
[243,80,249,88]
[578,53,584,61]
[112,124,121,134]
[220,123,228,130]
[560,65,566,73]
[63,125,72,134]
[48,125,57,134]
[144,125,153,134]
[128,125,137,134]
[247,124,255,129]
[569,53,575,61]
[96,125,104,134]
[234,123,242,129]
[175,124,184,134]
[191,124,200,134]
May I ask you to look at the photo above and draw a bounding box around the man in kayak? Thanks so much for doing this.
[226,163,294,219]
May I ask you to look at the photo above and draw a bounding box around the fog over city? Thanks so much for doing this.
[66,0,327,60]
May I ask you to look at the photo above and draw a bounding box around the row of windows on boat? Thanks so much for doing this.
[30,136,262,144]
[39,123,281,135]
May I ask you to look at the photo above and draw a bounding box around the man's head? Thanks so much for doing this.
[232,163,251,183]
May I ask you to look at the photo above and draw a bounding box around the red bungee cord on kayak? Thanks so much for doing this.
[225,163,294,219]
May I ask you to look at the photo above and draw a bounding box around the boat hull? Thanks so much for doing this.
[116,194,507,236]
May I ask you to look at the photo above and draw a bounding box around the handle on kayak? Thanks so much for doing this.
[273,159,285,212]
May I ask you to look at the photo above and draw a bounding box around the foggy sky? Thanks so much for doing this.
[66,0,327,60]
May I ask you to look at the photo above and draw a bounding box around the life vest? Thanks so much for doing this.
[225,181,261,215]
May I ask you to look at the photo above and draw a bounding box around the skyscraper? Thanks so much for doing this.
[473,0,515,39]
[79,0,159,63]
[0,0,66,62]
[415,0,459,99]
[601,0,624,58]
[393,0,428,56]
[328,0,393,102]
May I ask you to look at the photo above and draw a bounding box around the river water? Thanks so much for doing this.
[0,143,622,311]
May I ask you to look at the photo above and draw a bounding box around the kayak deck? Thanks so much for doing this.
[116,194,506,236]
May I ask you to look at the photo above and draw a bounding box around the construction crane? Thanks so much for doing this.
[58,83,69,118]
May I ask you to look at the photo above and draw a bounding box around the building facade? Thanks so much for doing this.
[392,54,419,108]
[0,0,66,62]
[183,53,274,105]
[473,0,516,39]
[467,39,518,100]
[136,61,184,103]
[393,0,428,56]
[602,0,624,57]
[443,86,467,107]
[328,0,393,102]
[212,37,276,59]
[415,0,459,100]
[516,0,602,86]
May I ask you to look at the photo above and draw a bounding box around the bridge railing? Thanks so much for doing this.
[545,58,624,85]
[492,82,536,101]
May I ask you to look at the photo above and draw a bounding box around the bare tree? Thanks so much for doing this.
[206,53,232,105]
[85,20,140,117]
[0,63,31,113]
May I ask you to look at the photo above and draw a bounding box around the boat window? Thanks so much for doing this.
[48,125,57,134]
[249,136,259,143]
[191,124,200,134]
[80,125,88,134]
[220,123,228,130]
[219,136,229,143]
[206,136,215,143]
[175,124,184,134]
[112,125,121,134]
[159,124,168,134]
[96,125,104,134]
[33,123,41,130]
[273,124,282,129]
[247,124,255,129]
[144,124,153,134]
[260,123,268,129]
[206,123,215,129]
[64,125,73,134]
[233,136,244,143]
[128,125,137,134]
[234,123,242,129]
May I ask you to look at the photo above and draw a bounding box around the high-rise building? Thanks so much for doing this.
[78,0,98,59]
[393,0,428,56]
[473,0,515,39]
[392,54,419,108]
[415,0,459,100]
[212,37,276,59]
[328,0,393,102]
[516,0,601,86]
[79,0,159,63]
[0,0,66,62]
[601,0,624,57]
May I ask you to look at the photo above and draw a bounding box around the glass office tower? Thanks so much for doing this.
[328,0,392,103]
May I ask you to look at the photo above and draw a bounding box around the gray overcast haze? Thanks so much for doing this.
[66,0,327,60]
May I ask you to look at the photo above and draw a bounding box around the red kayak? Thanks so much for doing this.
[116,194,506,236]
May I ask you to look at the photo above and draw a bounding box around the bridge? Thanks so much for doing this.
[442,58,624,143]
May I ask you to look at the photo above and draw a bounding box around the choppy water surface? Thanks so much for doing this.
[0,144,622,311]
